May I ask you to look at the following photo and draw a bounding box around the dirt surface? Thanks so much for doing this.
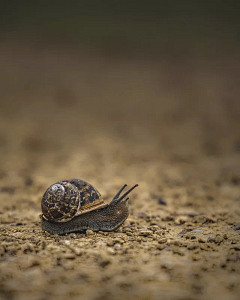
[0,42,240,300]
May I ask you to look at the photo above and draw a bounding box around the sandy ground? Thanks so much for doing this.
[0,42,240,300]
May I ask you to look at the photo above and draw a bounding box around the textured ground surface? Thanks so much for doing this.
[0,42,240,300]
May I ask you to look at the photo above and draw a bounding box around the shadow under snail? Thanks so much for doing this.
[41,179,138,234]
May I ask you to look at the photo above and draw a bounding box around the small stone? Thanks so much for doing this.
[148,225,160,232]
[152,234,160,240]
[214,235,224,244]
[229,245,240,251]
[174,240,185,247]
[200,244,209,251]
[158,238,167,244]
[72,247,82,256]
[107,239,114,246]
[126,232,133,236]
[198,237,207,243]
[113,238,124,244]
[62,253,76,259]
[138,230,153,236]
[156,244,167,250]
[107,248,115,255]
[175,216,188,225]
[207,235,215,243]
[187,244,199,250]
[86,229,94,235]
[122,236,129,242]
[123,227,132,233]
[113,244,121,250]
[69,233,77,239]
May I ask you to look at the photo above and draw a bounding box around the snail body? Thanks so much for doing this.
[41,179,138,234]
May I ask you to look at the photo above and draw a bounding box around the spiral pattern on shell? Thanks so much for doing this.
[41,179,106,222]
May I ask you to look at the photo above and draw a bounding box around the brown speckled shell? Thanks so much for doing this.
[41,179,107,222]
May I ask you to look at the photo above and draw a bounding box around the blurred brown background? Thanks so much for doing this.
[0,1,240,300]
[1,1,240,164]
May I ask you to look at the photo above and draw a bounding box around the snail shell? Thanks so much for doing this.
[41,179,107,222]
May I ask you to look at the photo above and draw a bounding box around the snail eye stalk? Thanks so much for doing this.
[113,184,127,200]
[111,184,138,204]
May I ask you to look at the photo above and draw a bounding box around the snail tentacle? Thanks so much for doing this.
[110,184,138,205]
[112,184,127,200]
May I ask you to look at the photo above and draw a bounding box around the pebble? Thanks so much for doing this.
[214,235,224,244]
[175,216,188,225]
[198,237,207,243]
[69,233,77,239]
[71,247,83,256]
[62,253,76,260]
[123,227,132,233]
[192,255,201,261]
[187,244,199,250]
[113,244,121,250]
[152,234,160,240]
[200,244,210,251]
[158,238,167,244]
[138,230,153,236]
[207,235,215,243]
[107,248,115,255]
[113,238,124,244]
[156,244,168,250]
[107,238,114,246]
[173,240,185,247]
[229,245,240,251]
[148,225,159,232]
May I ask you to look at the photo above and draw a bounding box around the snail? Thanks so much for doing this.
[41,179,138,234]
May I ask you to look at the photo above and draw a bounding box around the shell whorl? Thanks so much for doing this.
[41,179,107,223]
